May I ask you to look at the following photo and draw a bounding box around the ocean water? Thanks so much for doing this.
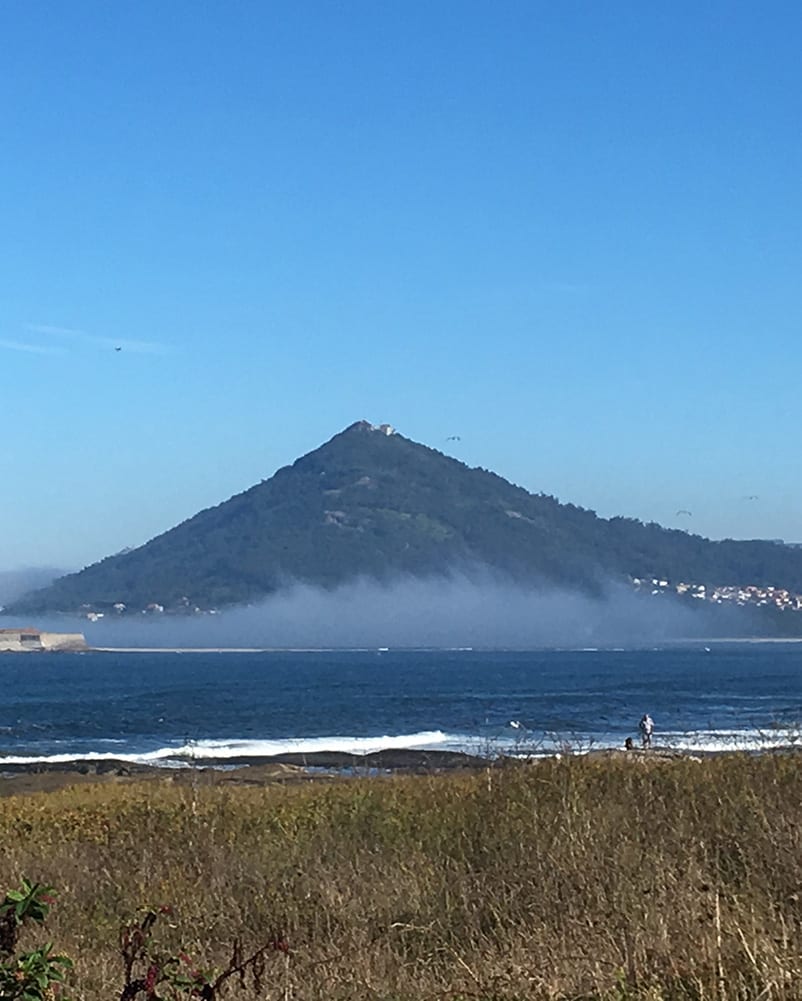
[1,645,802,766]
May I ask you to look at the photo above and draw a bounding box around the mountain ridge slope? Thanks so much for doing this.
[8,421,802,614]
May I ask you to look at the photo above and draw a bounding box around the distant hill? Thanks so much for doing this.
[8,421,802,616]
[0,567,66,608]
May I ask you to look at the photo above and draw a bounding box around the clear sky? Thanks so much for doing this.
[2,1,801,571]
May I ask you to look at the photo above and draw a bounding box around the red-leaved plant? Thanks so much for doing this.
[119,906,290,1000]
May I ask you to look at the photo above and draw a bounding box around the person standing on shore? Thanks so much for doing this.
[639,713,654,749]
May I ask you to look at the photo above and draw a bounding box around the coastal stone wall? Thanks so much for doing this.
[39,631,88,651]
[0,628,87,652]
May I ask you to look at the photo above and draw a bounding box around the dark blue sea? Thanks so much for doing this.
[2,645,802,765]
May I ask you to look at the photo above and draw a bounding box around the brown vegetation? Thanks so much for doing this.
[2,754,802,999]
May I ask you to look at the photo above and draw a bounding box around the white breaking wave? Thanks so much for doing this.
[0,730,459,767]
[657,728,802,753]
[176,731,456,758]
[486,728,802,757]
[3,727,801,768]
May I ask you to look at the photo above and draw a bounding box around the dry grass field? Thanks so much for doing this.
[2,753,802,1000]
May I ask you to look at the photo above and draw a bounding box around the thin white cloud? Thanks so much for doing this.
[27,324,85,337]
[0,338,63,355]
[27,323,170,355]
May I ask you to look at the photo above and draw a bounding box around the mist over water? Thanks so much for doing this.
[0,567,63,606]
[26,573,727,649]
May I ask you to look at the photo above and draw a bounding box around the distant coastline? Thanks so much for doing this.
[1,640,800,656]
[86,637,802,652]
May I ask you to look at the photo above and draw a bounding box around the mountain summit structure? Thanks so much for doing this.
[9,421,802,615]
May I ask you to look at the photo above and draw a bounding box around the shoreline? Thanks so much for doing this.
[1,634,801,655]
[0,747,490,776]
[0,748,491,797]
[2,744,791,798]
[60,636,802,653]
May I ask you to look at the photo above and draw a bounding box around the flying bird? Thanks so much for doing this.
[743,494,759,501]
[676,509,692,517]
[446,435,461,442]
[114,346,122,352]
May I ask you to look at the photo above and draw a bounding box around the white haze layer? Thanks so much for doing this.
[0,567,63,605]
[25,572,728,649]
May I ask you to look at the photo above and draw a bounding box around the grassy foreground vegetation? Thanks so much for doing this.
[2,754,802,1000]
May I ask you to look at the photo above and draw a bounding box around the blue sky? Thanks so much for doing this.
[2,1,801,570]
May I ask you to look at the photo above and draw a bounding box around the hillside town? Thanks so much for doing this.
[632,577,802,613]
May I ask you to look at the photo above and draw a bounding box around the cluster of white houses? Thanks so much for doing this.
[633,577,802,611]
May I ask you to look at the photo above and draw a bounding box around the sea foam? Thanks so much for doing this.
[0,730,459,767]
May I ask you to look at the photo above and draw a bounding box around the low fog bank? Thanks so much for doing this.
[0,567,65,606]
[25,573,735,649]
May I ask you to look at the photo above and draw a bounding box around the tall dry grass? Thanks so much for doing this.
[2,754,802,999]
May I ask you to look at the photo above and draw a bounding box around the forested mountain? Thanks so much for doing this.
[8,421,802,614]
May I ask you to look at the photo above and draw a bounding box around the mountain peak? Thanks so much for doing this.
[342,420,397,436]
[8,424,802,618]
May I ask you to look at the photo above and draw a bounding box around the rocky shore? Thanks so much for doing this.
[0,744,727,797]
[0,747,493,797]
